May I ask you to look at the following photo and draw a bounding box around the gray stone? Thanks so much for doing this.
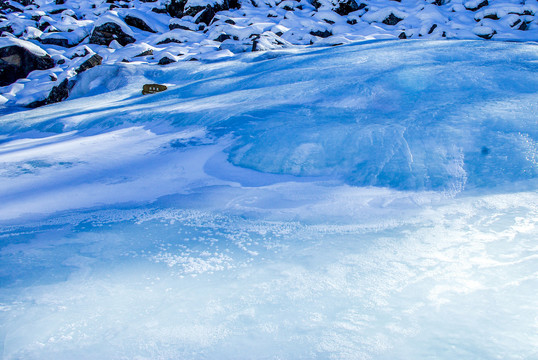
[0,44,55,86]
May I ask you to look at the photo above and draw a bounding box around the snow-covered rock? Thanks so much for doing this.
[0,37,54,86]
[0,0,537,107]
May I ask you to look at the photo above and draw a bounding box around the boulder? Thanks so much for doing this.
[27,78,72,108]
[124,14,156,33]
[165,0,240,25]
[333,0,360,16]
[464,0,488,11]
[89,22,136,46]
[40,36,69,47]
[310,29,332,38]
[382,13,403,25]
[0,42,55,86]
[158,56,176,65]
[75,54,103,74]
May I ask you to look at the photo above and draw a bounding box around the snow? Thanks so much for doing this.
[0,37,48,57]
[2,0,538,107]
[0,40,537,359]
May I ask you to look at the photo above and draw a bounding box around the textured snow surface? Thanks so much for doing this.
[0,40,537,359]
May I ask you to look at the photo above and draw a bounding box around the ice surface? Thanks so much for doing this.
[0,40,537,359]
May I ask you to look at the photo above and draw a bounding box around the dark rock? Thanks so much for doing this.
[428,24,437,34]
[49,8,68,15]
[12,0,33,6]
[157,38,182,45]
[347,19,357,25]
[28,78,73,108]
[0,44,55,86]
[124,14,156,33]
[169,23,193,30]
[0,0,23,13]
[310,29,332,38]
[75,54,102,74]
[152,7,168,13]
[195,5,215,25]
[135,49,153,57]
[476,29,496,39]
[166,0,187,18]
[465,0,488,11]
[382,13,403,25]
[483,13,499,20]
[310,0,321,9]
[214,33,231,42]
[158,56,175,65]
[518,21,531,31]
[38,21,50,31]
[398,31,407,39]
[40,37,70,47]
[187,0,240,25]
[334,0,360,15]
[225,19,235,24]
[89,22,136,46]
[324,19,335,25]
[0,24,13,34]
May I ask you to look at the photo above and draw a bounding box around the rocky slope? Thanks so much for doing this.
[1,0,537,107]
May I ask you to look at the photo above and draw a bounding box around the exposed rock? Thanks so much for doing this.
[476,29,496,38]
[518,20,531,31]
[465,0,488,11]
[75,54,102,74]
[0,44,55,86]
[382,13,403,25]
[157,38,182,44]
[0,24,13,34]
[194,5,215,25]
[185,0,240,25]
[28,78,72,108]
[166,0,186,18]
[135,49,154,57]
[158,56,176,65]
[310,29,332,38]
[124,14,156,33]
[12,0,33,6]
[0,0,23,13]
[214,33,231,42]
[89,22,136,46]
[40,36,69,47]
[334,0,360,16]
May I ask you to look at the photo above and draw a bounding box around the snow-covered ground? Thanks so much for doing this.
[1,0,537,107]
[0,40,537,358]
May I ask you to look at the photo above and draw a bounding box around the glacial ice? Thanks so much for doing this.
[0,40,537,359]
